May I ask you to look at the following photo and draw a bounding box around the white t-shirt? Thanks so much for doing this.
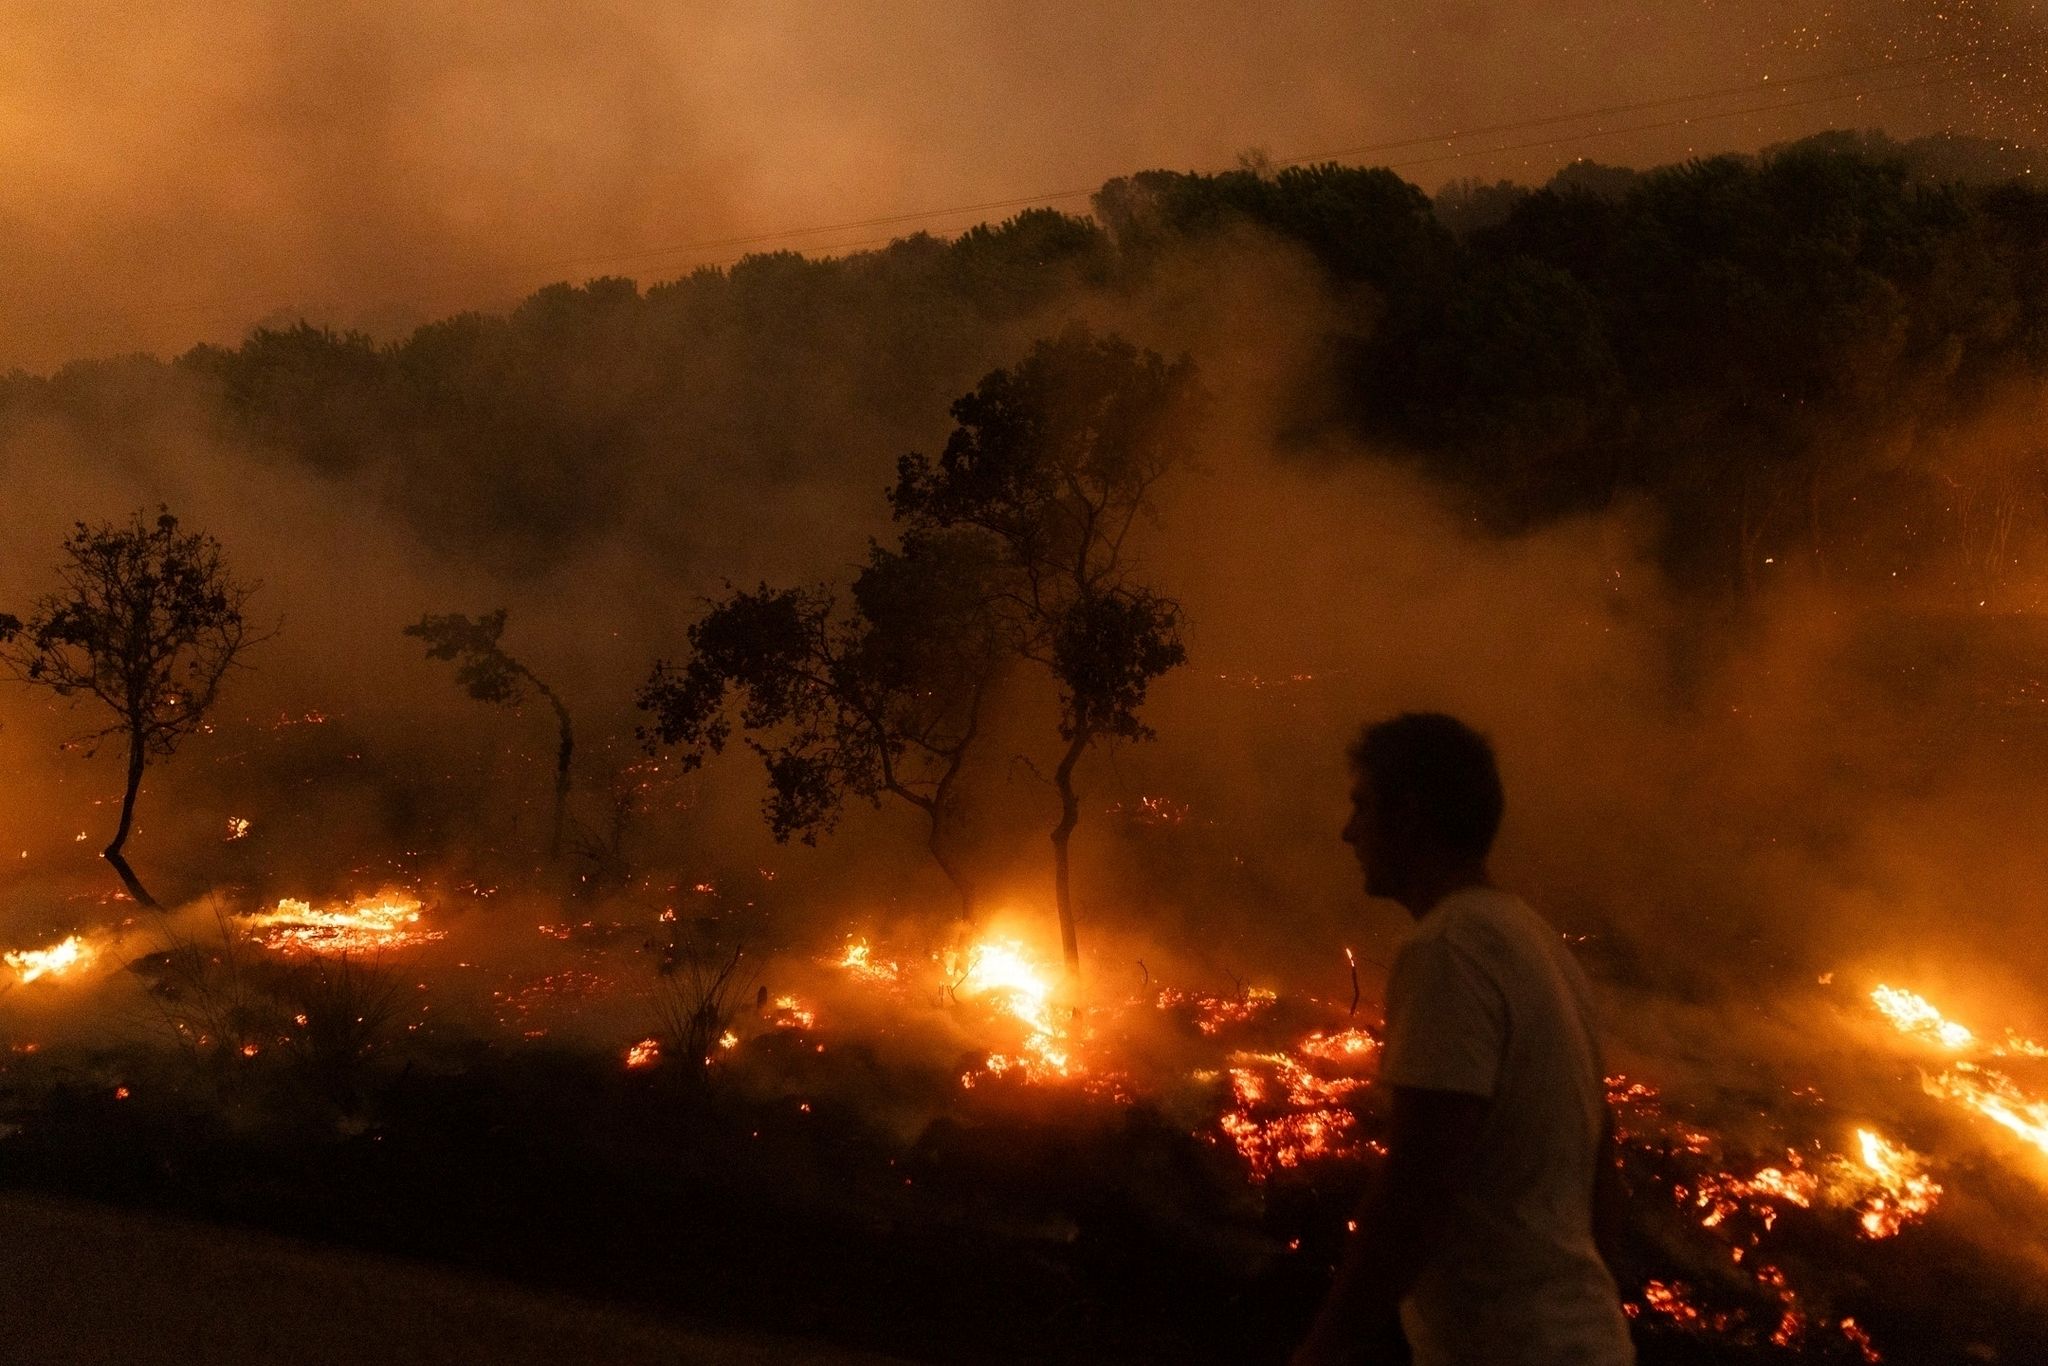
[1378,886,1634,1366]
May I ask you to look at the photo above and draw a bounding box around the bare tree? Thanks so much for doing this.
[1,509,262,907]
[405,610,575,858]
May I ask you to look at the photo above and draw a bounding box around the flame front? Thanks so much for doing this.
[952,937,1071,1079]
[245,893,438,954]
[1868,983,2048,1170]
[4,935,94,984]
[836,937,901,984]
[1869,985,1975,1050]
[1850,1128,1941,1239]
[1928,1064,2048,1160]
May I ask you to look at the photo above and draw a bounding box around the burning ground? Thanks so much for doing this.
[5,671,2048,1363]
[6,460,2048,1362]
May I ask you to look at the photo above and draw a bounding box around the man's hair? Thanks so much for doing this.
[1348,712,1504,861]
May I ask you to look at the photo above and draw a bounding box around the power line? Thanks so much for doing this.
[1386,71,1978,173]
[107,46,2014,335]
[1274,48,1980,168]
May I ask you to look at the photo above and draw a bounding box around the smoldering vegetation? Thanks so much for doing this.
[5,134,2048,1361]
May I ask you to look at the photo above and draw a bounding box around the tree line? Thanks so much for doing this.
[6,131,2047,600]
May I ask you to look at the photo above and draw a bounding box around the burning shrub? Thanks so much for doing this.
[128,907,411,1119]
[648,920,756,1087]
[265,952,410,1115]
[129,910,293,1067]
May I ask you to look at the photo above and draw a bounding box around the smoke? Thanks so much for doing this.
[11,0,2014,372]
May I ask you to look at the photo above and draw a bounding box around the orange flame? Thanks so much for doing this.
[1850,1128,1941,1239]
[4,935,94,984]
[246,893,438,954]
[836,937,901,984]
[1869,985,1975,1050]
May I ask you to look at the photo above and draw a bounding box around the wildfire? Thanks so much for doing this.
[1297,1027,1379,1063]
[1868,983,2048,1169]
[1869,985,1975,1050]
[624,1036,660,1068]
[1213,1032,1376,1181]
[1690,1156,1818,1233]
[4,935,94,984]
[1219,1108,1359,1181]
[1154,985,1279,1035]
[1850,1128,1941,1239]
[770,995,815,1030]
[1680,1127,1941,1245]
[1928,1063,2048,1159]
[951,937,1074,1082]
[245,893,439,954]
[835,937,901,985]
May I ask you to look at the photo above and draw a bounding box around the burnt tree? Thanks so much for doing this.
[1,509,261,907]
[638,531,1005,917]
[892,325,1198,976]
[406,609,575,858]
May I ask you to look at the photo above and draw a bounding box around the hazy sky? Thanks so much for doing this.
[0,0,2033,370]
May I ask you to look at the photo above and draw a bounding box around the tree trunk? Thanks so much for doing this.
[1049,730,1088,978]
[929,816,977,925]
[105,730,158,909]
[538,684,574,860]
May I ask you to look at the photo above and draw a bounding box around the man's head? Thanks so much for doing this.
[1342,712,1504,913]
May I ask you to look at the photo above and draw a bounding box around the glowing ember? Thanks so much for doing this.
[1689,1155,1819,1233]
[1840,1318,1882,1364]
[771,995,815,1030]
[4,935,94,984]
[1297,1027,1379,1063]
[1628,1278,1734,1333]
[1215,1045,1369,1180]
[1869,985,1975,1050]
[245,893,439,954]
[1154,985,1279,1035]
[224,816,250,841]
[1219,1108,1358,1180]
[835,937,901,984]
[624,1036,660,1068]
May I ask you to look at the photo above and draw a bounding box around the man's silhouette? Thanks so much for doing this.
[1293,713,1632,1366]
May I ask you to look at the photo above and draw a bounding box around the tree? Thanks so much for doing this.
[637,531,1005,916]
[892,325,1199,976]
[405,610,574,858]
[1,509,261,907]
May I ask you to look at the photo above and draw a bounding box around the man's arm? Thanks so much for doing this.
[1292,1085,1490,1366]
[1591,1103,1629,1276]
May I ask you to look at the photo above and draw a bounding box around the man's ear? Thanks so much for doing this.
[1389,790,1428,837]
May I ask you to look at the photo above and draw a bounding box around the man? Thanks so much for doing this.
[1293,713,1633,1366]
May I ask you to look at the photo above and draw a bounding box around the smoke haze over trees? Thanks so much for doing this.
[6,132,2048,605]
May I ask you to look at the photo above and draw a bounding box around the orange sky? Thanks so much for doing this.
[0,0,2022,370]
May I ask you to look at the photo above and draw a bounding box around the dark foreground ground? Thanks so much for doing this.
[2,1027,2044,1366]
[0,1190,905,1366]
